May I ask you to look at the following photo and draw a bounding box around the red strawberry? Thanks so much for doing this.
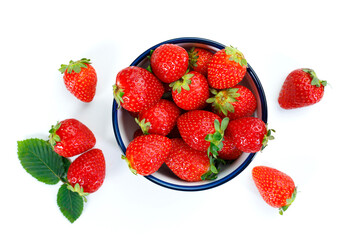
[135,99,181,136]
[113,66,164,113]
[177,110,228,156]
[49,118,96,157]
[150,44,189,83]
[217,136,242,160]
[122,134,171,176]
[166,138,213,182]
[252,166,297,215]
[188,47,213,77]
[226,117,274,153]
[59,58,97,102]
[170,71,209,110]
[67,148,106,194]
[207,46,247,89]
[207,85,257,120]
[278,68,327,109]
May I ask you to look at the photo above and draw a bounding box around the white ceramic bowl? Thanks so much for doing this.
[112,37,268,191]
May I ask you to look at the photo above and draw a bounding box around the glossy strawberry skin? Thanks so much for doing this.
[210,85,257,120]
[67,149,106,193]
[150,44,189,83]
[166,138,210,182]
[124,134,171,176]
[177,110,222,152]
[60,59,97,102]
[252,166,296,213]
[137,99,181,136]
[188,47,213,77]
[171,71,210,110]
[226,117,267,153]
[217,136,242,160]
[278,68,325,109]
[113,66,164,113]
[207,47,247,89]
[49,118,96,158]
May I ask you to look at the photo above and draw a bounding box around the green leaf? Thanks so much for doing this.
[213,132,222,141]
[214,119,220,131]
[17,138,66,185]
[220,117,229,132]
[57,184,84,223]
[60,157,71,182]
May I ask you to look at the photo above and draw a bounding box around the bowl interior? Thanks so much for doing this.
[112,38,267,191]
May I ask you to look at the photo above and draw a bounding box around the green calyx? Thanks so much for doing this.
[302,68,327,87]
[135,118,151,135]
[188,47,199,68]
[261,126,275,151]
[204,117,229,176]
[121,155,137,175]
[201,156,226,181]
[206,88,240,116]
[279,187,297,215]
[169,73,194,93]
[225,46,247,67]
[59,58,91,74]
[113,84,125,109]
[67,183,89,203]
[48,121,62,147]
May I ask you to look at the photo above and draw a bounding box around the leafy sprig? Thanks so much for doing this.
[17,138,87,223]
[202,117,229,179]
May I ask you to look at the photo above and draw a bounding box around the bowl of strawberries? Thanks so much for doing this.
[112,37,270,191]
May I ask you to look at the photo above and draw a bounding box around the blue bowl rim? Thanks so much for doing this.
[112,37,268,191]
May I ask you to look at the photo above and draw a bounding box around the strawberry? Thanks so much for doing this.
[207,85,257,120]
[49,118,96,157]
[150,44,189,83]
[188,47,213,77]
[67,148,106,194]
[170,71,209,110]
[122,134,171,176]
[135,99,181,136]
[207,46,247,89]
[278,68,327,109]
[177,110,229,171]
[59,58,97,102]
[226,117,274,153]
[217,136,242,160]
[177,110,222,152]
[252,166,297,215]
[113,66,164,113]
[166,138,213,182]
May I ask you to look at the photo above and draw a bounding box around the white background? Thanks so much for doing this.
[1,0,359,239]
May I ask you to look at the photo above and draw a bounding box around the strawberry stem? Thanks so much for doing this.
[135,118,151,135]
[67,183,89,203]
[261,127,275,151]
[59,58,91,74]
[113,85,125,109]
[169,73,194,93]
[302,68,327,87]
[121,155,137,175]
[188,47,199,68]
[279,187,297,215]
[48,121,62,147]
[225,46,247,67]
[205,117,229,173]
[201,156,226,180]
[206,88,240,116]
